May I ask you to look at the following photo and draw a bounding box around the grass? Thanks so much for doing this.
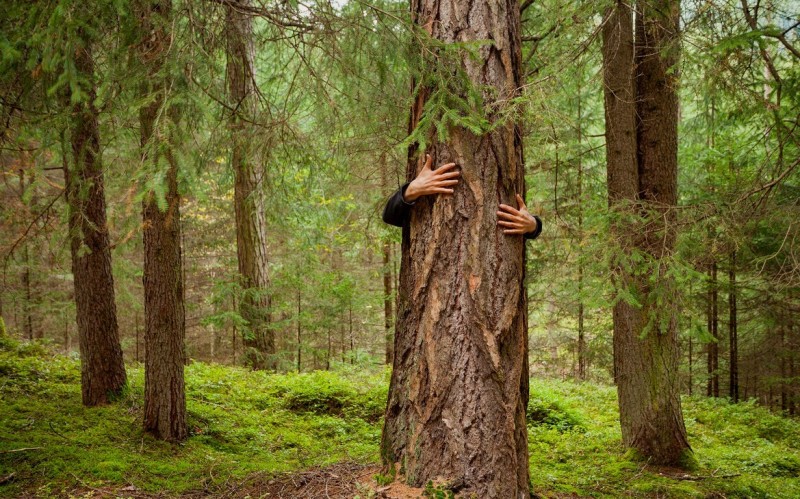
[1,336,799,498]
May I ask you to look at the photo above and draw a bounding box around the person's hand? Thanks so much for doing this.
[403,154,460,203]
[497,194,538,235]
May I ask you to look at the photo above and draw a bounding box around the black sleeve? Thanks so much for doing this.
[382,182,415,228]
[524,215,543,240]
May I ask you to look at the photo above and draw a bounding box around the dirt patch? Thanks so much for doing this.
[22,463,431,498]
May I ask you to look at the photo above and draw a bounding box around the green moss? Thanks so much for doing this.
[2,340,799,498]
[678,448,700,471]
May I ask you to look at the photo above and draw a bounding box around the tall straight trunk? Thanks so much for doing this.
[576,70,586,381]
[381,161,394,365]
[383,238,394,364]
[707,261,719,397]
[65,37,127,406]
[381,0,530,495]
[225,0,274,370]
[728,251,739,401]
[296,288,301,373]
[602,0,692,466]
[781,324,788,412]
[138,0,187,443]
[688,334,693,396]
[21,239,33,340]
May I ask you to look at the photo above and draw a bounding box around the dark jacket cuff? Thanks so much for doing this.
[382,182,413,227]
[525,215,543,240]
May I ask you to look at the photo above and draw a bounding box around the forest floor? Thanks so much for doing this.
[1,337,799,498]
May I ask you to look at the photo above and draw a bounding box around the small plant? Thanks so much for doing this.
[422,481,455,499]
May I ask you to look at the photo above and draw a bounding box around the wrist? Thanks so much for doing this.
[403,182,421,203]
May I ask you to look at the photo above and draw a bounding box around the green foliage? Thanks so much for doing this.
[1,344,800,497]
[422,480,456,499]
[526,388,585,432]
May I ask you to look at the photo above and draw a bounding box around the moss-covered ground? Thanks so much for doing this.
[1,337,798,498]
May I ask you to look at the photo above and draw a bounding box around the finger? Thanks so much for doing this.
[423,154,432,170]
[498,221,525,229]
[503,229,527,235]
[434,170,461,179]
[498,204,521,216]
[434,162,458,172]
[497,211,525,222]
[435,179,460,187]
[432,188,454,194]
[516,194,527,210]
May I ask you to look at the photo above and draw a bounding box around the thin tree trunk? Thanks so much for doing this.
[781,324,788,412]
[138,0,187,443]
[688,333,693,396]
[381,0,530,494]
[225,0,274,370]
[729,251,739,402]
[382,161,395,365]
[577,70,586,381]
[232,293,237,365]
[21,240,33,340]
[348,302,354,365]
[296,287,301,373]
[65,36,127,406]
[707,261,719,397]
[383,239,394,364]
[602,0,692,466]
[135,312,140,363]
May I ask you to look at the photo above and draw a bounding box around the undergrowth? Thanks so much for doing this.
[1,337,799,498]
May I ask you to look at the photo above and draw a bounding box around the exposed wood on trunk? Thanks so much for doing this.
[602,0,692,465]
[381,0,530,494]
[225,0,275,370]
[138,0,187,443]
[65,36,127,406]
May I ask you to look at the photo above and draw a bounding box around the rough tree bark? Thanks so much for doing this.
[138,0,187,443]
[381,0,530,495]
[602,0,692,466]
[65,37,127,406]
[225,0,275,370]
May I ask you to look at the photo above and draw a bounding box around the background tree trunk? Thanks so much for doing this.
[381,161,394,365]
[138,0,187,443]
[602,0,692,466]
[225,0,275,370]
[65,37,127,406]
[729,251,739,402]
[381,0,530,495]
[707,260,719,397]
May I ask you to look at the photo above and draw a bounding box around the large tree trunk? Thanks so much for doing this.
[381,0,530,495]
[225,0,275,370]
[138,0,187,443]
[65,37,127,407]
[602,0,692,466]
